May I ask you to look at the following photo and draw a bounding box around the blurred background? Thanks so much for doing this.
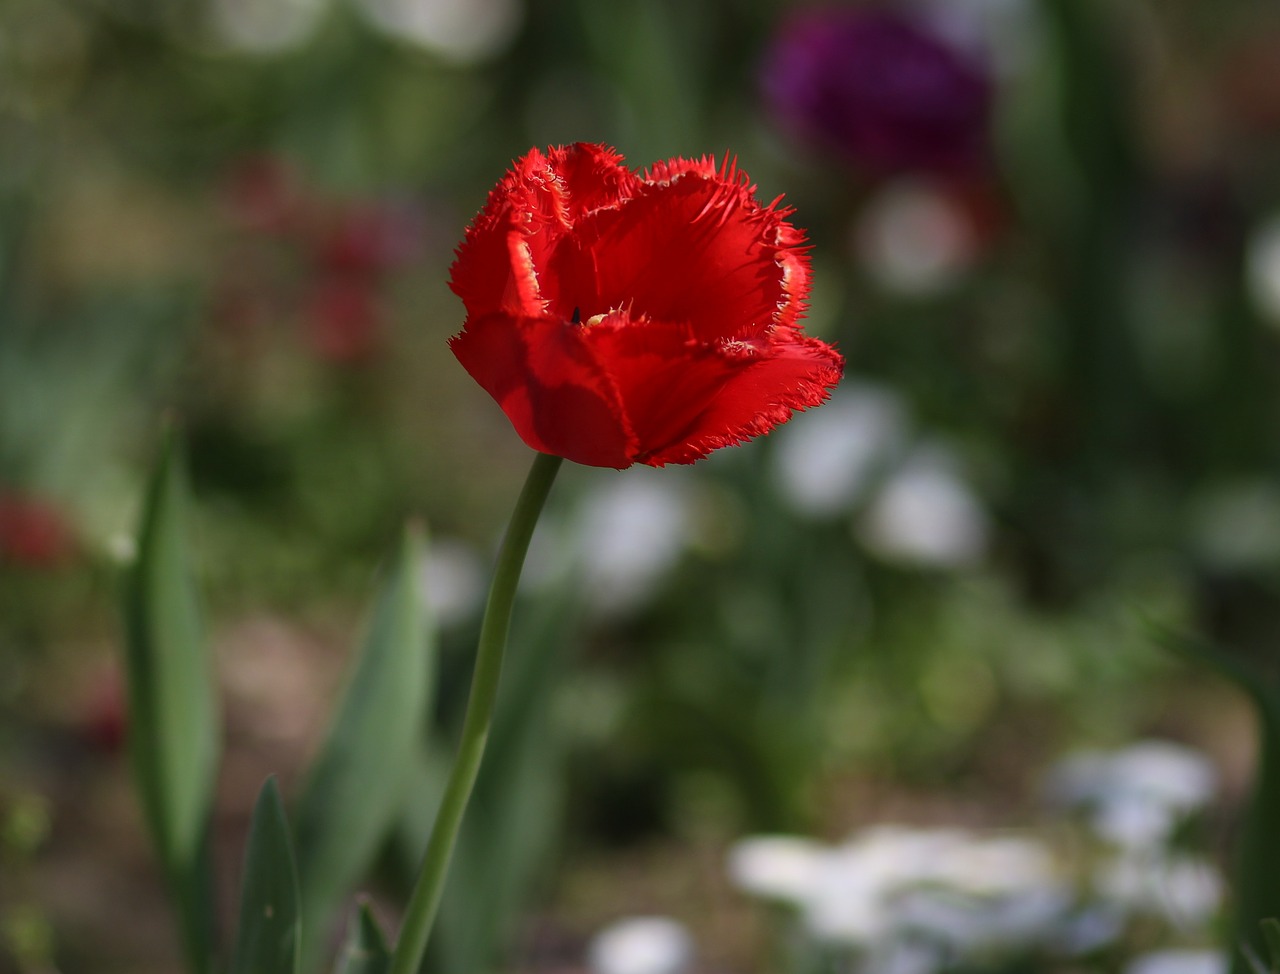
[4,0,1280,971]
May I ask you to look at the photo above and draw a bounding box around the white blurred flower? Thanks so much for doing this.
[857,443,988,568]
[802,845,900,943]
[854,179,979,296]
[587,917,694,974]
[1053,904,1127,955]
[1189,480,1280,570]
[881,830,1064,953]
[930,834,1058,895]
[572,471,696,616]
[845,826,971,886]
[419,538,485,627]
[727,834,827,904]
[898,885,1069,952]
[869,941,944,974]
[915,0,1040,77]
[1124,949,1227,974]
[351,0,523,62]
[1247,213,1280,326]
[771,382,910,518]
[1095,853,1223,926]
[208,0,328,52]
[736,826,1066,955]
[1111,743,1219,810]
[1045,740,1218,849]
[1091,799,1180,851]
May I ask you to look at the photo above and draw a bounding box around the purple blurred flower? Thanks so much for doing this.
[761,5,993,175]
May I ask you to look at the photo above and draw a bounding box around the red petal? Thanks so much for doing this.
[641,153,720,183]
[643,334,844,465]
[545,143,639,220]
[567,171,810,343]
[449,144,638,320]
[582,316,843,466]
[449,312,637,468]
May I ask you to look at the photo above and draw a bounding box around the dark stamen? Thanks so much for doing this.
[571,306,581,324]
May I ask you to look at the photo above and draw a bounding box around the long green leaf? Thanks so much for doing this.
[1263,919,1280,973]
[1149,623,1272,717]
[1149,624,1280,974]
[232,777,301,974]
[121,431,220,974]
[331,902,390,974]
[293,524,435,968]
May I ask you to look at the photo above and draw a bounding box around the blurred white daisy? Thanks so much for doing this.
[726,834,827,904]
[731,826,1066,957]
[1247,213,1280,326]
[207,0,328,53]
[571,470,698,617]
[1189,479,1280,571]
[1095,853,1223,927]
[857,442,989,568]
[418,537,485,627]
[854,178,979,296]
[587,917,693,974]
[350,0,523,62]
[771,382,909,518]
[1124,948,1227,974]
[1045,740,1218,849]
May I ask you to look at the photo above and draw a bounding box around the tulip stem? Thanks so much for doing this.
[388,451,563,974]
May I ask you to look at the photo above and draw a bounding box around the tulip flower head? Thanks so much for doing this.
[449,143,844,468]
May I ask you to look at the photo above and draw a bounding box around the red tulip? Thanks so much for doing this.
[448,143,844,469]
[304,276,383,363]
[0,492,75,568]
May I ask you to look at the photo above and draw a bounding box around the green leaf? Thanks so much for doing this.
[121,431,220,973]
[331,902,390,974]
[1148,623,1273,716]
[293,524,436,968]
[1263,919,1280,973]
[232,777,301,974]
[1151,625,1280,974]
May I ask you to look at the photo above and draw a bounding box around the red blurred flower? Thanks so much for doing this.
[83,664,128,756]
[219,154,303,235]
[304,277,383,363]
[314,200,422,275]
[0,492,75,568]
[448,144,844,468]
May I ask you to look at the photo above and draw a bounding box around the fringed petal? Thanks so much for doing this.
[449,312,637,468]
[580,315,843,466]
[570,173,810,343]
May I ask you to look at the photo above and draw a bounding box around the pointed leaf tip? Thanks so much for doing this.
[293,528,436,966]
[332,902,390,974]
[232,777,301,974]
[121,435,219,973]
[1261,918,1280,972]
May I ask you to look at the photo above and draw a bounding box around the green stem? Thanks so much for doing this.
[388,452,562,974]
[1230,687,1280,974]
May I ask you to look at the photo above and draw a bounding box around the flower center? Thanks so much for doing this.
[569,305,613,327]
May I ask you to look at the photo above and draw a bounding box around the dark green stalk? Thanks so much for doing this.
[387,452,562,974]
